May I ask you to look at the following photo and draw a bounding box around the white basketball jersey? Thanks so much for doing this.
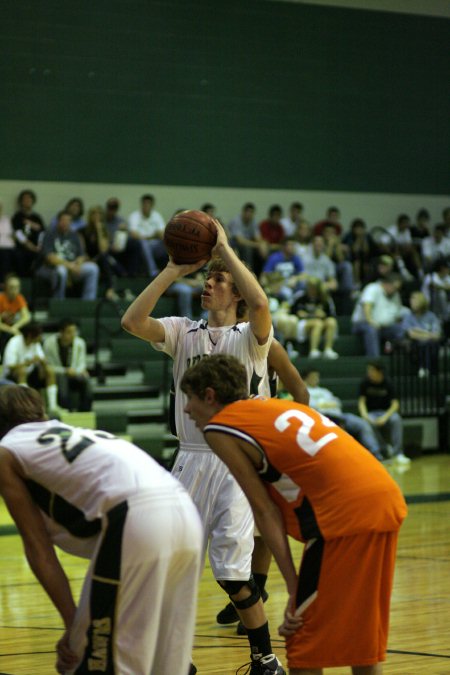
[2,420,183,524]
[152,317,273,450]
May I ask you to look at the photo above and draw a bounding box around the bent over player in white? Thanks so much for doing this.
[0,384,202,675]
[122,219,286,675]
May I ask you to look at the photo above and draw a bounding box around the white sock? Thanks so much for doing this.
[47,384,58,410]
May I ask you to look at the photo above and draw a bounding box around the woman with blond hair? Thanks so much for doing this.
[274,276,339,359]
[79,206,123,301]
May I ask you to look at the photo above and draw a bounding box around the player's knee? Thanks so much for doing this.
[217,575,261,610]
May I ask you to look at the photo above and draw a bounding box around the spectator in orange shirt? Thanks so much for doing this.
[181,354,407,675]
[0,274,31,355]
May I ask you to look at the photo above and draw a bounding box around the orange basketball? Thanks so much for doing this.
[164,210,217,264]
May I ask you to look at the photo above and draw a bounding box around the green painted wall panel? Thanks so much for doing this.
[0,0,448,193]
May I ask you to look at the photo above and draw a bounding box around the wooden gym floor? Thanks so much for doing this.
[0,454,449,674]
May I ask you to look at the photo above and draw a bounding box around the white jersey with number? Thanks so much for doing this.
[2,419,183,521]
[152,317,273,450]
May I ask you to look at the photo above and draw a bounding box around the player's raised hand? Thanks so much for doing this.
[210,218,229,256]
[166,257,210,278]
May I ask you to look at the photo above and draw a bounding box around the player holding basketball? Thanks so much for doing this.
[0,384,202,675]
[181,354,407,675]
[122,219,286,674]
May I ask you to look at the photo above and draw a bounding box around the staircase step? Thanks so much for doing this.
[93,384,159,400]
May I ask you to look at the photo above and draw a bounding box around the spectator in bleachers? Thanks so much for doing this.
[2,322,63,415]
[421,224,450,272]
[313,206,343,237]
[11,189,46,277]
[259,204,285,247]
[50,197,87,232]
[0,274,31,356]
[274,277,339,359]
[200,203,216,217]
[44,318,93,411]
[410,208,431,250]
[421,258,450,330]
[128,194,167,278]
[228,202,267,275]
[387,214,422,280]
[358,359,409,465]
[280,201,304,237]
[401,291,441,376]
[291,220,313,261]
[260,239,306,302]
[104,197,144,278]
[79,206,122,301]
[440,206,450,235]
[351,274,406,356]
[303,368,383,461]
[342,218,377,288]
[322,221,353,293]
[301,235,338,293]
[0,199,14,282]
[35,210,99,300]
[366,254,395,284]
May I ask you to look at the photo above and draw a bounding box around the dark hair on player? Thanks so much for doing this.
[0,385,45,439]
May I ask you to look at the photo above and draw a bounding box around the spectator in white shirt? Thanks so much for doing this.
[421,225,450,272]
[280,201,304,237]
[128,194,166,277]
[351,274,406,356]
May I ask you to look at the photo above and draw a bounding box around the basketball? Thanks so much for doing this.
[164,210,217,264]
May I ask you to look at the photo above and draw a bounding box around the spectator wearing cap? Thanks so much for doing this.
[128,194,167,277]
[351,274,407,356]
[367,254,395,284]
[105,198,144,277]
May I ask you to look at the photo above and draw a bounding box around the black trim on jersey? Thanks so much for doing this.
[258,459,282,483]
[295,537,324,611]
[295,497,322,540]
[26,480,101,538]
[75,500,128,675]
[168,377,177,437]
[249,370,262,396]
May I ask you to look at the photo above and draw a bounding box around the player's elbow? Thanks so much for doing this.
[121,314,139,335]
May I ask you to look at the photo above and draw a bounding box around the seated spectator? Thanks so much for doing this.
[351,274,406,356]
[0,199,15,282]
[259,204,285,248]
[260,239,306,302]
[358,359,410,465]
[104,197,144,279]
[35,210,99,300]
[0,274,31,355]
[50,197,87,232]
[400,291,441,376]
[128,194,167,277]
[301,235,338,293]
[342,218,377,288]
[79,206,123,301]
[274,277,339,359]
[421,224,450,272]
[200,203,216,218]
[313,206,343,237]
[228,203,267,276]
[280,201,304,237]
[43,318,93,411]
[168,271,205,319]
[291,220,312,261]
[11,189,46,277]
[366,254,396,284]
[421,258,450,334]
[303,368,383,461]
[2,322,63,415]
[410,208,431,251]
[439,206,450,236]
[322,222,353,292]
[387,214,422,280]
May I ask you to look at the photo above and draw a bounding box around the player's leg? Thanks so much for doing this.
[351,666,383,674]
[210,471,285,674]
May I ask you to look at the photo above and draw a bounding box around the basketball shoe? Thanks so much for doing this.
[237,653,285,674]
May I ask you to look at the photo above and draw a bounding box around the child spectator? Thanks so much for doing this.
[0,274,31,355]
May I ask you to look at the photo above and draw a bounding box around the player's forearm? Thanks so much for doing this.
[254,506,298,596]
[24,543,77,628]
[122,269,176,329]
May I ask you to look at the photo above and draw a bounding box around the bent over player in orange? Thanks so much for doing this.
[181,354,407,675]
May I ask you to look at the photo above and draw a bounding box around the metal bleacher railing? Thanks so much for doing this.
[389,339,450,450]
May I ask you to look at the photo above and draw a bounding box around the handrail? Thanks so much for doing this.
[93,298,126,384]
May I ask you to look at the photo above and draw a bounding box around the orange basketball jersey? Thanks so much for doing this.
[205,399,407,541]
